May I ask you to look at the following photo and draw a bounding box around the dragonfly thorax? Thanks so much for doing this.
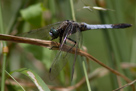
[49,27,59,40]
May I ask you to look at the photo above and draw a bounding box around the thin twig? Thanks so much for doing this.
[0,34,135,90]
[113,79,136,91]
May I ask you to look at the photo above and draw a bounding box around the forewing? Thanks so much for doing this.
[49,24,82,80]
[17,22,62,40]
[49,24,74,80]
[70,27,81,80]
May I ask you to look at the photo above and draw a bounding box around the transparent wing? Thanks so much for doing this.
[49,23,73,80]
[70,27,81,80]
[49,24,82,80]
[17,22,62,40]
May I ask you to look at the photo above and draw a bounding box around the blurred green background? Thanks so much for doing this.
[0,0,135,91]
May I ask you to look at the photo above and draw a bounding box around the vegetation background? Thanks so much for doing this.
[0,0,135,91]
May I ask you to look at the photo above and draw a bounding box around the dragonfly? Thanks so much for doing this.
[18,20,132,80]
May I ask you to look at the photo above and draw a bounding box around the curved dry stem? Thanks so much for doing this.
[113,79,136,91]
[0,34,135,90]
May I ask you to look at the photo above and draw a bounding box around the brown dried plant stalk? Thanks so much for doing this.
[0,34,135,90]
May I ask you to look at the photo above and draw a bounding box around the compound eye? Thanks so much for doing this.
[49,27,58,39]
[49,28,55,36]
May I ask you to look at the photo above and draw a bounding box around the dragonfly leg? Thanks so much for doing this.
[59,33,63,43]
[64,37,76,56]
[60,37,77,59]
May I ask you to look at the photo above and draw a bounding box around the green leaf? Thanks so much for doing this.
[20,3,44,27]
[13,68,50,91]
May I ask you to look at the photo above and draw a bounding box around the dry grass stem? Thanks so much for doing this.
[0,34,135,90]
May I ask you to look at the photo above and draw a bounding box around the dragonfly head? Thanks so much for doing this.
[49,27,59,40]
